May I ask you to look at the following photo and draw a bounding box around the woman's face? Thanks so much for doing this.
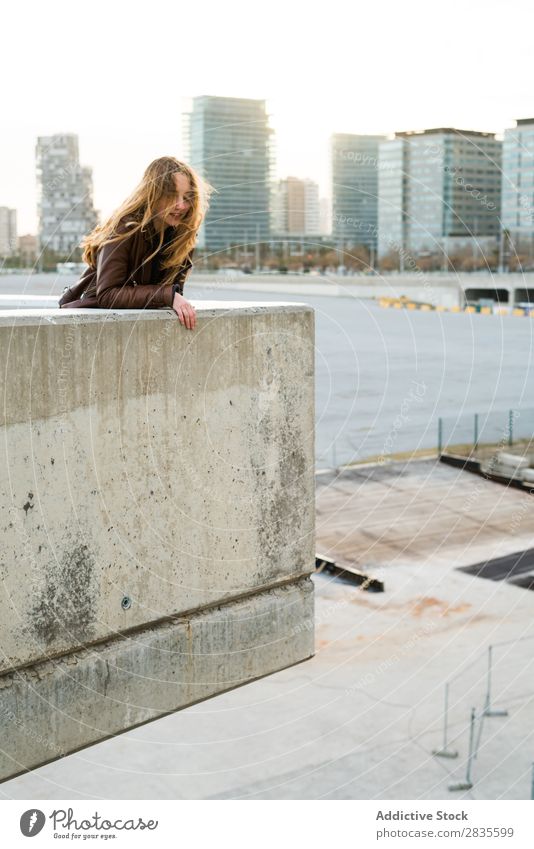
[155,172,194,228]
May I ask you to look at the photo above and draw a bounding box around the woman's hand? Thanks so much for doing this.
[172,292,196,330]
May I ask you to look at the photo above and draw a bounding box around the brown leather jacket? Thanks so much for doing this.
[59,216,195,309]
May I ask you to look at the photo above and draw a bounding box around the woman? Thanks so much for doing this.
[59,156,213,330]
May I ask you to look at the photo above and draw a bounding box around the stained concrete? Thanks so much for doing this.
[0,578,314,782]
[0,303,316,780]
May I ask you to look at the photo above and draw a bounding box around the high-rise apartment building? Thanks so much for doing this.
[378,128,502,256]
[501,117,534,249]
[331,133,386,252]
[271,177,321,237]
[0,207,17,257]
[184,96,274,251]
[36,133,98,256]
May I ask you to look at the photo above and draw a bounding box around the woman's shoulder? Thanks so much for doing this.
[96,215,142,265]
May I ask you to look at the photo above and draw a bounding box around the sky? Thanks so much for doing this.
[2,0,534,233]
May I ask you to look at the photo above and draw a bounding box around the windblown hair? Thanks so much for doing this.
[81,157,215,285]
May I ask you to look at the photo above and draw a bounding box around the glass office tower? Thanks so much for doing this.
[377,137,408,259]
[502,117,534,252]
[184,96,274,252]
[378,128,502,256]
[331,133,386,253]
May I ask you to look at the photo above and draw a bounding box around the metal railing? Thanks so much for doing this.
[432,635,534,794]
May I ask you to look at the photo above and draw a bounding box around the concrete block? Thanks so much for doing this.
[496,452,529,469]
[0,304,316,782]
[0,305,315,672]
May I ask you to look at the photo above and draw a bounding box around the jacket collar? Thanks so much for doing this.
[124,213,176,242]
[140,217,157,242]
[142,218,175,243]
[122,212,157,242]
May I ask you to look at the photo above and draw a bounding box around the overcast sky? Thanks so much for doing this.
[2,0,534,233]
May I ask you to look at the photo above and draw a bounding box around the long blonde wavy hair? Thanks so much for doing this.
[81,157,214,285]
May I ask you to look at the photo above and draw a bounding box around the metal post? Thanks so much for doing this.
[438,418,443,456]
[432,682,458,758]
[465,707,476,786]
[509,409,514,447]
[483,645,508,717]
[474,413,479,454]
[498,228,504,274]
[473,706,486,762]
[448,707,476,791]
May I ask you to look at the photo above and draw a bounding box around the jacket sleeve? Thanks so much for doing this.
[58,265,95,307]
[95,230,175,310]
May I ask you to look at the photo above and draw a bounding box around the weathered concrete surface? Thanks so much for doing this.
[0,578,314,782]
[0,304,315,673]
[315,458,534,568]
[0,303,315,780]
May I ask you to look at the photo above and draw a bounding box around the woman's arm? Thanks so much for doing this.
[95,228,174,309]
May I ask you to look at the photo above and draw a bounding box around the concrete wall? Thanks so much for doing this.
[0,302,316,781]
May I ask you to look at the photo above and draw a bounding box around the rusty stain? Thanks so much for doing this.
[411,597,472,617]
[350,594,472,618]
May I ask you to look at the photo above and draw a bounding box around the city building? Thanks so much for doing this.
[183,95,274,252]
[271,176,321,237]
[0,207,17,257]
[303,179,320,235]
[331,133,386,254]
[378,128,502,258]
[36,133,98,257]
[18,234,38,267]
[501,117,534,252]
[377,137,408,260]
[319,197,331,237]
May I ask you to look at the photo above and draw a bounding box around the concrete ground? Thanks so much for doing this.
[2,458,534,800]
